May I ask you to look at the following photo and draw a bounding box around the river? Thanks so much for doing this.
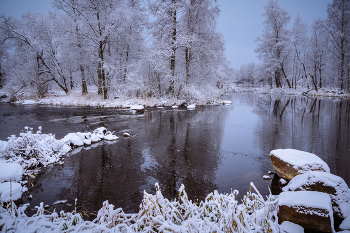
[0,93,349,218]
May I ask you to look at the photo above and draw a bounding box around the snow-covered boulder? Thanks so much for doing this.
[279,221,304,233]
[130,105,144,113]
[93,127,107,139]
[0,163,24,182]
[270,149,330,180]
[61,133,84,147]
[283,171,350,219]
[0,140,7,152]
[0,182,24,202]
[278,191,334,232]
[222,100,232,105]
[187,104,196,109]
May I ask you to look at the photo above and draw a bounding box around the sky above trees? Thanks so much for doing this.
[0,0,332,69]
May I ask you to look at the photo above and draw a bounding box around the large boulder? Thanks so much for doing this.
[283,171,350,219]
[270,149,330,180]
[278,191,334,232]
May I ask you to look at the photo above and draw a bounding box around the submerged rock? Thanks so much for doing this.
[283,171,350,219]
[278,191,334,232]
[270,149,330,180]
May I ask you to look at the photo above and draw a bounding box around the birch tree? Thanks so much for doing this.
[325,0,350,90]
[255,0,292,88]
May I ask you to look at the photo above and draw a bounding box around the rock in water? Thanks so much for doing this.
[283,171,350,219]
[270,149,330,180]
[278,191,334,232]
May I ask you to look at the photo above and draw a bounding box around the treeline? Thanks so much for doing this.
[0,0,232,101]
[234,0,350,92]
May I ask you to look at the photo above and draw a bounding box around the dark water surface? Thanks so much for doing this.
[0,93,349,216]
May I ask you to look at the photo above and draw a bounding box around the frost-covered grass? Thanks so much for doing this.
[0,183,279,233]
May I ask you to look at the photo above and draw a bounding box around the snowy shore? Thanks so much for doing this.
[3,86,349,110]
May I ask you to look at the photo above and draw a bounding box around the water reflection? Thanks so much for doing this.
[252,95,350,185]
[1,94,349,216]
[19,106,229,215]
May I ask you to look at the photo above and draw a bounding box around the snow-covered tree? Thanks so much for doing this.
[325,0,350,90]
[255,0,292,88]
[0,13,71,96]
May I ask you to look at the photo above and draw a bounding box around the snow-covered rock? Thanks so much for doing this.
[270,149,330,180]
[61,133,84,147]
[104,134,119,141]
[340,216,350,231]
[0,182,24,202]
[279,221,304,233]
[0,140,7,152]
[123,132,130,138]
[222,100,232,105]
[187,104,196,109]
[278,191,334,232]
[130,105,145,113]
[0,163,23,182]
[172,105,179,108]
[263,175,271,180]
[93,127,107,139]
[90,134,101,143]
[282,171,350,218]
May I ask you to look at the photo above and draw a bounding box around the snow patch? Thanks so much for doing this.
[187,104,196,109]
[280,221,304,233]
[0,163,23,182]
[340,216,350,231]
[0,182,24,202]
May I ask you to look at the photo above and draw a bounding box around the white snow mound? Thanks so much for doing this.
[0,182,24,202]
[0,163,23,182]
[280,221,304,233]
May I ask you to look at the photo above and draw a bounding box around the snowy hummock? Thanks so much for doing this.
[280,221,304,233]
[0,141,7,152]
[222,100,232,105]
[283,171,350,218]
[0,182,24,202]
[263,175,271,180]
[0,163,23,182]
[187,104,196,109]
[279,191,332,216]
[130,105,144,110]
[270,149,330,173]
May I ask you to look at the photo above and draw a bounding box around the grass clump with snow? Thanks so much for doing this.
[0,126,71,169]
[0,183,279,232]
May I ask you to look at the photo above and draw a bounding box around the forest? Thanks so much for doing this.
[234,0,350,93]
[0,0,349,104]
[0,0,231,103]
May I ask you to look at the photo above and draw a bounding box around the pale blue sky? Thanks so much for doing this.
[0,0,332,69]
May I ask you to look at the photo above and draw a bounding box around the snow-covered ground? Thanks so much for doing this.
[229,85,350,98]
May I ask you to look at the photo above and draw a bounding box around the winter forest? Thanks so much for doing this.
[0,0,231,103]
[237,0,350,92]
[0,0,349,103]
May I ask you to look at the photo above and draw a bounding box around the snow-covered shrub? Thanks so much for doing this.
[0,126,70,169]
[0,183,279,232]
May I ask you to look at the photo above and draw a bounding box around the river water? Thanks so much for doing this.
[0,93,349,217]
